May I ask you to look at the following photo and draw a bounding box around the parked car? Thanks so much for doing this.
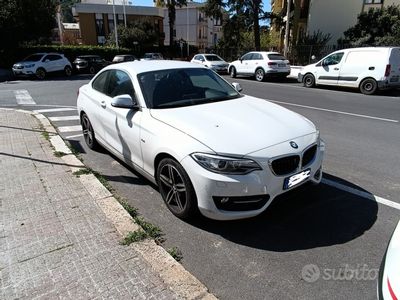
[112,54,138,63]
[191,54,229,73]
[77,61,324,220]
[378,220,400,299]
[228,51,291,82]
[142,53,164,60]
[298,47,400,95]
[73,55,109,74]
[12,53,72,80]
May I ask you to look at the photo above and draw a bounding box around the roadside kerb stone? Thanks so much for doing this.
[32,109,217,299]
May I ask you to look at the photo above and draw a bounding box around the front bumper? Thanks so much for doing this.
[181,138,325,220]
[12,67,35,76]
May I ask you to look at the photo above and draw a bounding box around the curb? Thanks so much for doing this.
[4,108,216,300]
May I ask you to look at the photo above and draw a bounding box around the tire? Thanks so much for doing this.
[64,66,72,77]
[359,78,378,95]
[89,66,96,74]
[303,73,315,88]
[81,113,99,150]
[255,68,265,82]
[230,66,237,78]
[156,158,198,219]
[35,68,46,80]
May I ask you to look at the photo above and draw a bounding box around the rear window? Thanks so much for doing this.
[267,54,287,61]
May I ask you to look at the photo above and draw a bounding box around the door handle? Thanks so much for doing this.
[334,68,339,70]
[100,101,106,108]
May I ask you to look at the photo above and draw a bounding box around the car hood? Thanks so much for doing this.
[14,61,36,66]
[150,96,316,155]
[208,61,228,66]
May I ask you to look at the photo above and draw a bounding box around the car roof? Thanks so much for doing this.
[102,60,206,75]
[77,55,100,58]
[115,54,134,57]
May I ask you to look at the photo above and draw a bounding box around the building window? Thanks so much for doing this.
[364,0,382,3]
[95,13,105,36]
[108,13,115,33]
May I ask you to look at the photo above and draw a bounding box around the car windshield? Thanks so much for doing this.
[23,54,44,62]
[144,54,155,58]
[138,68,242,109]
[267,54,287,61]
[204,55,224,61]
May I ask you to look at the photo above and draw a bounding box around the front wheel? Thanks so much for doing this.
[81,113,99,150]
[35,68,46,80]
[303,73,316,88]
[255,68,265,82]
[359,78,377,95]
[157,158,198,219]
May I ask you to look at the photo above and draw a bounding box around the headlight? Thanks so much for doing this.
[191,153,262,175]
[25,64,35,68]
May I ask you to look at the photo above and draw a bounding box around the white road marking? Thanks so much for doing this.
[268,99,399,123]
[65,133,83,139]
[322,178,400,210]
[49,115,79,122]
[14,90,36,105]
[57,125,82,133]
[34,108,77,113]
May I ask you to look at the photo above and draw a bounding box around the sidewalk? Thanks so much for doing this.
[0,109,215,299]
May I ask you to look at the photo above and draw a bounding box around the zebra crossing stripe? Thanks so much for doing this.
[58,125,82,133]
[49,116,79,122]
[14,90,36,105]
[34,108,77,113]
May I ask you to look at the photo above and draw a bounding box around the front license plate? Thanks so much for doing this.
[283,169,311,190]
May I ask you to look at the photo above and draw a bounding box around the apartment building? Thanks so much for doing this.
[271,0,400,47]
[162,2,223,51]
[72,0,164,45]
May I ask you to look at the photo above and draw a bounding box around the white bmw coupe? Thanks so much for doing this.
[77,60,325,220]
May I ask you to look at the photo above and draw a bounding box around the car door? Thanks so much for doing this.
[86,70,111,144]
[41,55,55,72]
[102,69,143,167]
[314,52,345,86]
[237,53,253,74]
[250,53,264,74]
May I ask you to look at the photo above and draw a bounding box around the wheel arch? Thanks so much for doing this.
[154,152,179,179]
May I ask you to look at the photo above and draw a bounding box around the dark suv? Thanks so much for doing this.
[73,55,108,74]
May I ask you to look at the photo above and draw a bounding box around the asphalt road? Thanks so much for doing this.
[1,74,399,299]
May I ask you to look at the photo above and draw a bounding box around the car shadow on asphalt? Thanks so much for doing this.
[186,173,378,252]
[4,74,94,83]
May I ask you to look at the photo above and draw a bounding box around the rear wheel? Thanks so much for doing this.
[89,66,96,74]
[81,113,99,150]
[230,66,237,78]
[64,66,72,77]
[303,73,316,88]
[359,78,377,95]
[255,68,265,82]
[35,68,46,80]
[156,158,198,220]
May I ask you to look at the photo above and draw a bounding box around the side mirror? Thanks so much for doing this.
[45,59,50,63]
[232,82,242,92]
[111,94,138,109]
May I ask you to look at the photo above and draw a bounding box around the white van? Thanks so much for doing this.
[298,47,400,95]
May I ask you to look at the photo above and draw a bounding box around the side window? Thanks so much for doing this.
[107,70,135,98]
[242,53,253,61]
[199,55,205,61]
[92,71,109,94]
[252,53,262,60]
[323,52,344,66]
[42,55,50,62]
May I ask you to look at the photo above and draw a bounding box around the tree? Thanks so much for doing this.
[155,0,187,48]
[202,0,264,50]
[294,30,332,64]
[0,0,57,49]
[60,0,80,23]
[343,5,400,46]
[106,20,160,48]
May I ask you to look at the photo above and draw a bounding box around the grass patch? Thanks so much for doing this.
[134,217,164,244]
[53,151,67,157]
[41,131,50,141]
[119,199,138,218]
[167,247,183,262]
[121,230,148,245]
[72,168,92,177]
[91,170,115,192]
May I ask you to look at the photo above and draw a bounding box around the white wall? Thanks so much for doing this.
[307,0,363,45]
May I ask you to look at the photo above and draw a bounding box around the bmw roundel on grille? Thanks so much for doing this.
[290,141,298,149]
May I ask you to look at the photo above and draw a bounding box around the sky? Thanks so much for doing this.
[132,0,271,12]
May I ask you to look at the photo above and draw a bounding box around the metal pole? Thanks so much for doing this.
[187,4,189,57]
[112,0,119,47]
[284,0,291,57]
[122,0,127,27]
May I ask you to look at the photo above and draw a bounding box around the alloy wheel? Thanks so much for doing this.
[81,114,97,149]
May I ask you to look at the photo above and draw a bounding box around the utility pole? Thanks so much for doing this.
[122,0,127,27]
[283,0,291,57]
[112,0,119,47]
